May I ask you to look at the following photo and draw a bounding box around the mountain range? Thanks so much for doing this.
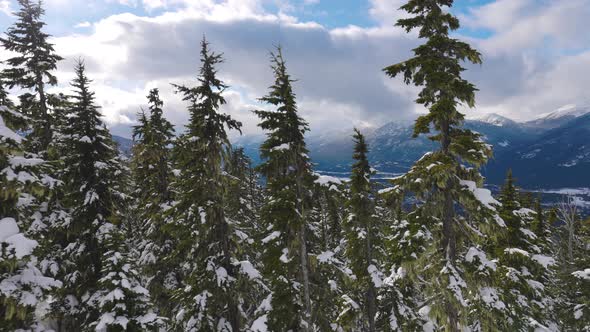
[113,103,590,189]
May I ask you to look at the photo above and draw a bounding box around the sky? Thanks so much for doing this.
[1,0,590,138]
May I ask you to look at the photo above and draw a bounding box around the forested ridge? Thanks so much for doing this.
[1,0,589,331]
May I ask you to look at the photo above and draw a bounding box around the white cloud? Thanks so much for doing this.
[25,0,589,136]
[0,0,11,16]
[75,21,92,28]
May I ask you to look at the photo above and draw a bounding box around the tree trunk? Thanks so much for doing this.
[365,214,376,332]
[440,119,459,332]
[299,220,312,331]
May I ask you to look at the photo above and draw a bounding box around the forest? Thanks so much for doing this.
[1,0,589,331]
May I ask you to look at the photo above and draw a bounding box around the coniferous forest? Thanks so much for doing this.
[1,0,589,331]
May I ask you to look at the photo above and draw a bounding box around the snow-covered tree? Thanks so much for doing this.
[1,81,61,330]
[338,129,382,331]
[381,1,506,330]
[48,61,130,330]
[86,227,164,332]
[554,198,590,330]
[253,46,316,331]
[167,37,254,331]
[0,0,63,154]
[131,89,177,320]
[474,171,556,330]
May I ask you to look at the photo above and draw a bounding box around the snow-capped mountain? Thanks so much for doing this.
[525,103,590,129]
[472,113,518,127]
[115,103,590,188]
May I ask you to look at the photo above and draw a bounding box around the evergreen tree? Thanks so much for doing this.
[49,61,145,330]
[131,89,177,320]
[554,199,590,330]
[1,81,61,330]
[382,1,504,330]
[87,228,164,331]
[339,129,381,331]
[254,46,316,331]
[483,171,556,330]
[168,37,252,331]
[0,0,63,153]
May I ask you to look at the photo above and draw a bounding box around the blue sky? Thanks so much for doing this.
[1,0,589,138]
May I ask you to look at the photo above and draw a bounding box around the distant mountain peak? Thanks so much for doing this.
[471,113,517,127]
[537,103,590,121]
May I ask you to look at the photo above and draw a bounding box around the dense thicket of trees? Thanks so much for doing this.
[1,0,588,331]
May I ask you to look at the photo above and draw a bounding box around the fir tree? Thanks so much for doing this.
[484,171,556,330]
[167,37,252,331]
[554,199,590,330]
[131,89,176,320]
[382,1,505,330]
[87,228,164,332]
[339,129,381,331]
[50,61,132,330]
[1,81,61,330]
[0,0,63,153]
[254,46,316,331]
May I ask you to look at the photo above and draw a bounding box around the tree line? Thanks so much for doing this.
[1,0,589,331]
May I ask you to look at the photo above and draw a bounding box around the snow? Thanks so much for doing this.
[317,250,335,263]
[505,248,530,257]
[466,247,497,271]
[572,268,590,280]
[279,248,290,263]
[480,287,506,310]
[0,114,23,143]
[532,255,555,269]
[0,217,20,241]
[314,175,343,186]
[0,218,38,259]
[261,231,280,244]
[460,180,500,210]
[235,261,261,280]
[270,143,290,151]
[4,233,38,259]
[367,264,383,288]
[250,315,268,332]
[378,186,399,195]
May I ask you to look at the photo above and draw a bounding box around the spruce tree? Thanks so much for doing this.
[1,80,61,330]
[339,129,381,331]
[382,1,505,330]
[131,89,176,320]
[254,46,316,331]
[483,171,556,330]
[167,37,252,331]
[0,0,63,153]
[50,61,144,330]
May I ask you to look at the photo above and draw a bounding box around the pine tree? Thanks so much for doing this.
[86,228,164,331]
[382,1,505,330]
[0,0,63,153]
[554,199,590,330]
[49,61,133,330]
[167,37,253,331]
[1,81,61,330]
[339,129,381,331]
[254,46,316,331]
[131,89,176,320]
[484,171,556,330]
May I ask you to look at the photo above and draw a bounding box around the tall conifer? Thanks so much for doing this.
[254,46,316,331]
[0,0,63,153]
[168,37,252,331]
[382,1,503,330]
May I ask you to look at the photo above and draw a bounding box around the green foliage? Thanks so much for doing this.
[50,61,126,329]
[0,0,63,153]
[254,46,317,331]
[131,89,177,321]
[167,37,252,332]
